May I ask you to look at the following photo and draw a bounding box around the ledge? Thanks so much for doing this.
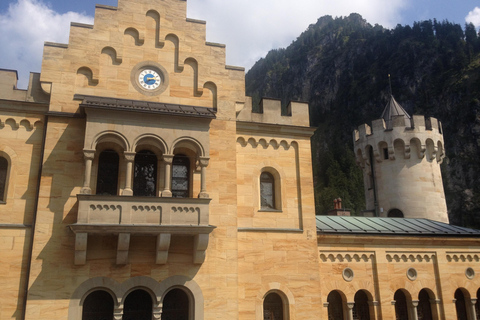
[238,227,303,233]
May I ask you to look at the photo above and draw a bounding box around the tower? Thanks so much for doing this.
[353,95,449,223]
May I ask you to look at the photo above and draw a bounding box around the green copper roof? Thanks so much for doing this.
[316,215,480,236]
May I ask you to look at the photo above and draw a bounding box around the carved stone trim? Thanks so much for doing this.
[319,251,374,262]
[446,253,480,262]
[386,252,435,263]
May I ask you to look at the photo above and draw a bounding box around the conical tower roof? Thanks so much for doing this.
[381,95,411,129]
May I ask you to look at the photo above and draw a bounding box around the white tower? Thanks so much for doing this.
[353,96,449,223]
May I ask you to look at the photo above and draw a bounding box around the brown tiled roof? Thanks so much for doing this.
[76,94,216,119]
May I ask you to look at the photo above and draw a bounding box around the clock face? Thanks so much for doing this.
[138,69,161,90]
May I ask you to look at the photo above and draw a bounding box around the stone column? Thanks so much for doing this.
[198,157,209,198]
[113,308,123,320]
[80,149,95,194]
[469,298,477,320]
[122,152,135,195]
[346,302,355,320]
[410,300,419,320]
[162,154,173,197]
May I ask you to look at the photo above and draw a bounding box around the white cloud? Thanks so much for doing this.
[187,0,410,71]
[0,0,92,89]
[466,7,480,28]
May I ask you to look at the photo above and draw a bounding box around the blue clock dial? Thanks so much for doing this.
[138,69,161,90]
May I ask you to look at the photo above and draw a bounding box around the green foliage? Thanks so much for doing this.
[246,14,480,227]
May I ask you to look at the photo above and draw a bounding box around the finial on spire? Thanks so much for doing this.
[388,74,392,97]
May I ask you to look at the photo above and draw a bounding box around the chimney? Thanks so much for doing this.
[327,198,351,216]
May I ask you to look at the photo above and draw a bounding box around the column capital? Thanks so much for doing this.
[162,154,174,164]
[198,156,210,167]
[411,300,419,308]
[124,151,136,162]
[470,298,478,305]
[83,149,95,160]
[347,302,355,309]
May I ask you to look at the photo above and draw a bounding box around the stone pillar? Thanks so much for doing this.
[198,157,209,198]
[410,300,419,320]
[469,298,477,320]
[346,302,355,320]
[369,300,380,320]
[162,154,173,197]
[113,308,123,320]
[122,152,135,195]
[80,149,95,194]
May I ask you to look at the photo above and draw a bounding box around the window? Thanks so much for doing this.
[394,290,408,320]
[327,291,344,320]
[264,292,284,320]
[123,289,152,320]
[353,290,371,320]
[172,154,190,198]
[260,172,275,209]
[0,156,7,202]
[417,289,433,320]
[133,150,157,196]
[96,150,119,195]
[455,289,468,320]
[162,288,189,319]
[383,148,389,160]
[82,290,114,320]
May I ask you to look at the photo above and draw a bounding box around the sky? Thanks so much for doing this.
[0,0,479,89]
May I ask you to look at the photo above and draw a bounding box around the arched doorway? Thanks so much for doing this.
[263,292,284,320]
[394,290,409,320]
[327,291,344,320]
[353,290,371,320]
[162,288,190,320]
[82,290,114,320]
[388,209,404,218]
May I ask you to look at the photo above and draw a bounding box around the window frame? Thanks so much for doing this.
[259,168,282,212]
[0,155,10,204]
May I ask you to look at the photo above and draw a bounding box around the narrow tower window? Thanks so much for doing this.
[260,172,275,209]
[162,288,190,319]
[0,157,7,202]
[123,289,153,320]
[82,290,114,320]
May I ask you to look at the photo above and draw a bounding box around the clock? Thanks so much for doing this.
[131,61,169,96]
[138,69,161,90]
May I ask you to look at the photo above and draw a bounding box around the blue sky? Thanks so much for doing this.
[1,0,479,89]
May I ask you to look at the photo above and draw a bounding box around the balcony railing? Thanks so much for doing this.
[69,194,214,265]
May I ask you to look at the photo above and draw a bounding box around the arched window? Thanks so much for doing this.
[172,154,190,198]
[394,290,409,320]
[82,290,114,320]
[162,288,189,319]
[123,289,152,320]
[417,289,433,320]
[96,150,119,195]
[353,290,371,320]
[260,172,275,209]
[388,209,404,218]
[327,291,344,320]
[0,157,7,202]
[454,289,468,320]
[133,150,157,196]
[263,292,283,320]
[476,289,480,320]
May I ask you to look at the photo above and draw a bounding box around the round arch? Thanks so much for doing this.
[256,282,295,320]
[90,130,130,152]
[170,136,205,157]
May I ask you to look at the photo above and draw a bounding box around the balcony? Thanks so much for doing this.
[69,194,214,265]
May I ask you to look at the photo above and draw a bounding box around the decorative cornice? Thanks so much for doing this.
[319,251,375,262]
[236,136,296,150]
[446,253,480,262]
[386,252,435,263]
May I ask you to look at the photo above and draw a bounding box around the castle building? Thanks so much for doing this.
[0,0,479,319]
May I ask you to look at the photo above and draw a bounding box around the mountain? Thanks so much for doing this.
[245,14,480,228]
